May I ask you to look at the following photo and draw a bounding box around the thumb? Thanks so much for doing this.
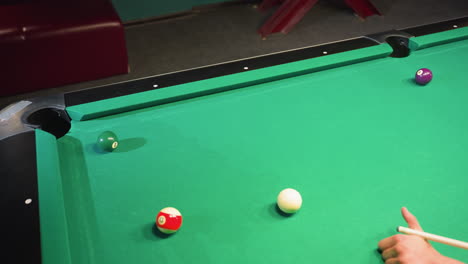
[401,207,423,231]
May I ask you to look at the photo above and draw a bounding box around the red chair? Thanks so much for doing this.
[0,0,129,96]
[258,0,319,38]
[258,0,386,38]
[345,0,381,18]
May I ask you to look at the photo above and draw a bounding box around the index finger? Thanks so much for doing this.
[401,207,423,231]
[378,235,397,251]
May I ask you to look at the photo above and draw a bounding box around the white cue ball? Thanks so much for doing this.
[277,188,302,214]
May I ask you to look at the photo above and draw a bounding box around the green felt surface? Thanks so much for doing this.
[36,130,72,264]
[67,44,392,121]
[37,33,468,263]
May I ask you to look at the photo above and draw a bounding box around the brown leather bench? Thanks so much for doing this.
[0,0,129,96]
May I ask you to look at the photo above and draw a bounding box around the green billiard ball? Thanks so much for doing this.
[97,131,119,152]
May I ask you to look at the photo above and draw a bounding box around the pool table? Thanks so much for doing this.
[2,17,468,264]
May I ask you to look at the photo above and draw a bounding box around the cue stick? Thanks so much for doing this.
[397,226,468,250]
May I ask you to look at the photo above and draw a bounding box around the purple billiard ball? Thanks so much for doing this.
[415,68,433,85]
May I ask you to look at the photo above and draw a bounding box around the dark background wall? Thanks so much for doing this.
[111,0,238,22]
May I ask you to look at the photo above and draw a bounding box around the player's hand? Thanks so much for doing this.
[377,207,445,264]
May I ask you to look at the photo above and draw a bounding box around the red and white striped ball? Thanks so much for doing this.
[156,207,183,234]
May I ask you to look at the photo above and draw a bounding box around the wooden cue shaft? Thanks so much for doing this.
[398,226,468,250]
